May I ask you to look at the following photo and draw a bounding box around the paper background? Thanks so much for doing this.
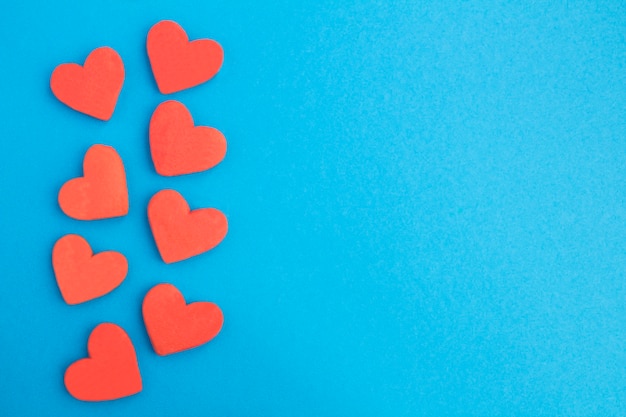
[2,1,626,415]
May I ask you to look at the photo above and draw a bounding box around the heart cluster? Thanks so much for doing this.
[51,20,228,402]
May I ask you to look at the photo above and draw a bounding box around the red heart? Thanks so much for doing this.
[64,323,142,401]
[150,100,226,176]
[50,47,124,121]
[58,144,129,220]
[148,189,228,264]
[142,283,223,356]
[52,234,128,305]
[147,20,223,94]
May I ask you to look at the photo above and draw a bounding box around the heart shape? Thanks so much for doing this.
[150,100,227,176]
[52,234,128,305]
[58,144,129,220]
[147,20,223,94]
[64,323,142,401]
[148,189,228,264]
[50,46,124,121]
[142,283,223,355]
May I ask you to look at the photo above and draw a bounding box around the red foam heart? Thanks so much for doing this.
[50,47,124,121]
[147,20,223,94]
[148,189,228,264]
[142,283,223,356]
[52,234,128,305]
[58,144,129,220]
[64,323,142,402]
[150,100,226,176]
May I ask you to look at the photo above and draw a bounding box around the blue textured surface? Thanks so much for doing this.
[2,1,626,415]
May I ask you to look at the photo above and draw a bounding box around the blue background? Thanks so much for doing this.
[2,0,626,415]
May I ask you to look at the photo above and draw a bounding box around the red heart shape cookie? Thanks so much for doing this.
[52,234,128,305]
[150,100,226,176]
[50,47,124,121]
[142,283,223,356]
[147,20,223,94]
[148,189,228,264]
[64,323,142,402]
[58,144,129,220]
